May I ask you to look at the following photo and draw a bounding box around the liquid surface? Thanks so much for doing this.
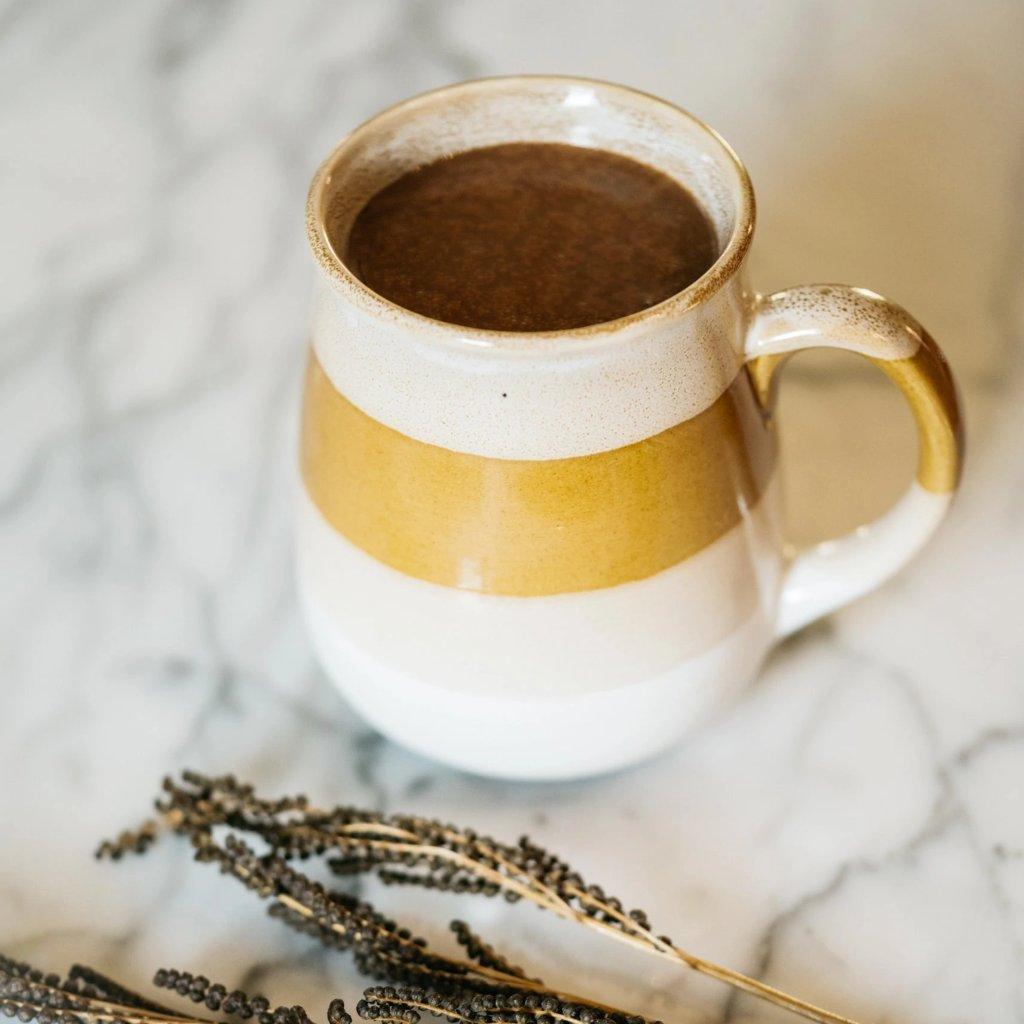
[342,142,718,332]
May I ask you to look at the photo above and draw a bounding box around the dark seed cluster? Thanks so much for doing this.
[62,966,176,1016]
[355,987,661,1024]
[83,768,850,1024]
[0,952,178,1024]
[182,829,476,992]
[448,925,529,982]
[98,772,666,951]
[96,772,674,1024]
[94,821,160,862]
[0,954,343,1024]
[98,771,776,1024]
[151,969,312,1024]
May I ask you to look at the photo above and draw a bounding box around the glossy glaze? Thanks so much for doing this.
[299,78,962,778]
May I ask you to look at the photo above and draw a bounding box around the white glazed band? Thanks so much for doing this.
[311,274,749,460]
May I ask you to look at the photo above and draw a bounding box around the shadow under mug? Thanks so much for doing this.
[298,76,963,780]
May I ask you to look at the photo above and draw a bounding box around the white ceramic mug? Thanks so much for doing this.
[298,76,962,780]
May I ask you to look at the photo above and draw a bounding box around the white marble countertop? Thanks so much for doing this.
[2,2,1023,1022]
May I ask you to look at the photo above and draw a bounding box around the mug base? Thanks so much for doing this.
[300,584,769,781]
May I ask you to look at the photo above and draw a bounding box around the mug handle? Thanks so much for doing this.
[744,284,964,639]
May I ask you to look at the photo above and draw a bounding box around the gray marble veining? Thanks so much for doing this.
[2,2,1023,1022]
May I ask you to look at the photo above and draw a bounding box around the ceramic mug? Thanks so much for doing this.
[298,76,963,780]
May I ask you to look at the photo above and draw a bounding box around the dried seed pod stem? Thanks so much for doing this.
[354,986,658,1024]
[0,954,337,1024]
[173,827,615,1016]
[100,772,862,1024]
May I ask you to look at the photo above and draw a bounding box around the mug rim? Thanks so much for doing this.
[306,74,756,348]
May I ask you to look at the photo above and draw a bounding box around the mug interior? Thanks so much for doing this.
[308,76,753,336]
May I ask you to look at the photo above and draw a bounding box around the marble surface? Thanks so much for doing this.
[2,2,1023,1022]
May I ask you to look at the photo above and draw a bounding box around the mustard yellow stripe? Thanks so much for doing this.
[871,332,963,494]
[748,329,962,496]
[301,354,774,596]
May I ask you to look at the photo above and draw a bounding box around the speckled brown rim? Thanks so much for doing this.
[305,75,756,349]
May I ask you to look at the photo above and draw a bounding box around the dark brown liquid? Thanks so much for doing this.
[341,142,718,332]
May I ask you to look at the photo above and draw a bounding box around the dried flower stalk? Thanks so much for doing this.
[0,953,648,1024]
[0,953,347,1024]
[101,771,861,1024]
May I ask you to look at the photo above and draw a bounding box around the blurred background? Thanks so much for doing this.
[2,3,1023,1023]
